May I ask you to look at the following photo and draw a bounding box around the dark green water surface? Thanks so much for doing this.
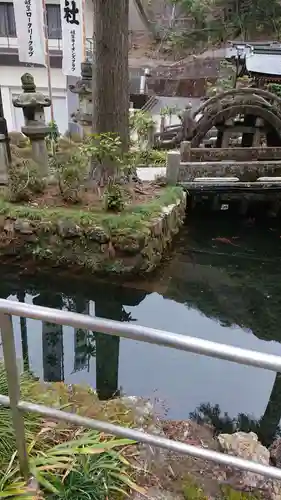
[2,212,281,443]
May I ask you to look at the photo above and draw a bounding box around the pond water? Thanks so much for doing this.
[1,212,281,444]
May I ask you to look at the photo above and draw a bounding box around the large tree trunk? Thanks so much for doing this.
[92,0,129,160]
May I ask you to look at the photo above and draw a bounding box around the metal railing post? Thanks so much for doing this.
[0,313,29,479]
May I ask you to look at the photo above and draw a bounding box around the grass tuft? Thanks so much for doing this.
[0,364,149,499]
[0,186,183,236]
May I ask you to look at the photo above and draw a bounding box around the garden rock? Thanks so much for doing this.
[151,219,163,237]
[131,487,181,500]
[14,219,33,235]
[119,396,154,427]
[3,219,15,235]
[57,219,81,238]
[218,431,281,499]
[86,226,109,243]
[113,235,144,254]
[270,438,281,468]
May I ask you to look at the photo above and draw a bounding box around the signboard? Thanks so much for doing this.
[14,0,46,66]
[61,0,85,77]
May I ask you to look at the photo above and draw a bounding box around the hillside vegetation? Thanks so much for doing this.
[138,0,281,57]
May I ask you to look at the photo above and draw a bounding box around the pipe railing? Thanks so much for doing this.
[0,298,280,483]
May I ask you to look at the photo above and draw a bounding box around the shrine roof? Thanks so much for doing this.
[246,48,281,76]
[226,41,281,76]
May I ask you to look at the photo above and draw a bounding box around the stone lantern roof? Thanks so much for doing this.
[69,61,92,95]
[13,73,51,109]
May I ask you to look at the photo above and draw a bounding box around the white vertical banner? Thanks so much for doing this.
[61,0,85,77]
[14,0,46,66]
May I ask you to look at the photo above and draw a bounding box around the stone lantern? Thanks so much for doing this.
[69,61,92,137]
[13,73,51,176]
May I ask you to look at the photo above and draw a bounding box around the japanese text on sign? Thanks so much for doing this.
[70,30,76,72]
[24,0,34,57]
[64,0,79,25]
[13,0,45,65]
[61,0,84,76]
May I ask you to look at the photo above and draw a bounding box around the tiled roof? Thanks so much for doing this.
[246,51,281,76]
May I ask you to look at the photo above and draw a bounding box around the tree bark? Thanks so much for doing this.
[92,0,129,154]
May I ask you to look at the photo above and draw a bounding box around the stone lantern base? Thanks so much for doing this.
[22,125,50,177]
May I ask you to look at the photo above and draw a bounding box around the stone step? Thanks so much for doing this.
[193,177,239,182]
[258,177,281,182]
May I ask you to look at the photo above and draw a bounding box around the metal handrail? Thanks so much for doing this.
[0,298,281,483]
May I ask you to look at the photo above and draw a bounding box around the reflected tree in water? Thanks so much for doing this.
[58,289,140,401]
[17,278,146,400]
[17,291,29,371]
[33,292,64,383]
[167,217,281,341]
[190,400,281,446]
[72,298,92,373]
[167,220,281,447]
[95,303,135,401]
[74,329,96,373]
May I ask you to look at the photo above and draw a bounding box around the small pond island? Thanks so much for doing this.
[0,73,185,276]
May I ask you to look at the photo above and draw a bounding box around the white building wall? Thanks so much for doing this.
[0,0,147,35]
[0,0,147,134]
[1,66,68,133]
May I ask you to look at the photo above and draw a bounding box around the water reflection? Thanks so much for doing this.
[190,397,281,448]
[1,214,281,443]
[33,293,64,382]
[17,291,29,371]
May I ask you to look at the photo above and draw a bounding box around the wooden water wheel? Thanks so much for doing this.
[190,88,281,149]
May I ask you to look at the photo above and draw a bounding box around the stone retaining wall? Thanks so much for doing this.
[0,192,186,275]
[166,147,281,183]
[182,146,281,163]
[177,161,281,182]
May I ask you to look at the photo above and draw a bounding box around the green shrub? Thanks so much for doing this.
[221,485,260,500]
[36,434,142,499]
[8,158,46,202]
[48,120,60,142]
[53,151,88,203]
[0,432,142,499]
[129,149,167,166]
[0,364,42,467]
[182,476,207,500]
[267,83,281,98]
[0,361,144,499]
[82,133,127,183]
[46,120,60,154]
[129,110,155,144]
[103,180,125,212]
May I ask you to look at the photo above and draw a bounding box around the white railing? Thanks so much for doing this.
[0,298,280,481]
